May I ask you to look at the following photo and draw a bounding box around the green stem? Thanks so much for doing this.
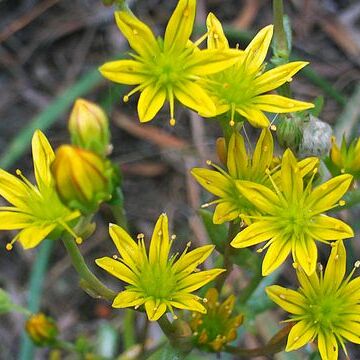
[123,309,136,349]
[19,240,54,360]
[62,237,116,302]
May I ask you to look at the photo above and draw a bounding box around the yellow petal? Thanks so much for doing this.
[187,49,242,75]
[294,234,317,276]
[18,224,56,249]
[296,267,320,298]
[99,60,148,85]
[318,331,338,360]
[32,130,55,189]
[252,95,314,113]
[115,11,159,59]
[266,285,306,315]
[286,321,316,351]
[191,168,232,198]
[262,238,291,275]
[149,213,170,265]
[330,137,343,168]
[206,13,229,49]
[177,269,225,293]
[309,215,353,241]
[213,201,240,224]
[145,299,167,321]
[174,82,216,117]
[323,240,346,293]
[337,322,360,344]
[227,131,248,179]
[109,223,139,270]
[298,157,319,177]
[243,25,273,76]
[341,278,360,301]
[281,149,303,202]
[0,210,33,230]
[112,290,145,308]
[236,106,270,128]
[137,84,166,122]
[252,128,274,175]
[164,0,196,52]
[95,257,138,286]
[307,174,353,213]
[231,221,279,248]
[236,180,281,214]
[170,293,206,313]
[252,61,309,95]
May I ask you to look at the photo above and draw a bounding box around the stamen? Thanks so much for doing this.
[229,103,236,127]
[168,87,176,127]
[15,169,34,189]
[5,233,20,251]
[194,32,208,47]
[123,84,144,102]
[270,124,277,131]
[6,243,13,251]
[57,220,82,245]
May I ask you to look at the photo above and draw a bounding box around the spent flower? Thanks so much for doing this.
[99,0,241,125]
[267,240,360,360]
[202,14,314,127]
[96,214,224,321]
[231,149,354,276]
[25,313,58,346]
[0,130,80,250]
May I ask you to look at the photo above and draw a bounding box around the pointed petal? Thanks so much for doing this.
[114,11,159,59]
[32,130,55,189]
[337,322,360,344]
[281,149,303,202]
[177,269,225,293]
[112,290,145,308]
[172,245,214,276]
[236,106,270,128]
[286,321,316,351]
[318,331,338,360]
[231,221,279,248]
[227,131,248,179]
[99,60,148,85]
[164,0,196,51]
[145,299,167,321]
[191,168,232,198]
[170,293,206,313]
[109,223,139,270]
[174,82,216,117]
[252,128,274,174]
[236,180,281,214]
[187,49,242,75]
[298,157,319,177]
[95,257,138,286]
[252,95,314,113]
[266,285,306,315]
[323,240,346,292]
[149,213,170,265]
[243,25,273,76]
[307,174,353,213]
[213,201,240,224]
[309,215,353,241]
[296,268,320,298]
[18,224,56,249]
[206,13,229,49]
[262,238,291,275]
[0,211,33,230]
[137,84,166,122]
[253,61,309,95]
[294,234,317,276]
[341,278,360,301]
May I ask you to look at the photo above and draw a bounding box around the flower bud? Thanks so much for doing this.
[69,99,110,156]
[215,137,227,165]
[25,313,58,346]
[51,145,113,213]
[276,113,303,152]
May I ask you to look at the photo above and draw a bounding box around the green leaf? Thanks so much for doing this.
[0,288,29,315]
[147,342,187,360]
[310,96,324,117]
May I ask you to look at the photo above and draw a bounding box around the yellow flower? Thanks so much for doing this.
[231,149,354,276]
[99,0,241,125]
[96,214,224,321]
[266,240,360,360]
[202,14,314,127]
[190,288,244,352]
[328,136,360,178]
[25,313,58,346]
[0,130,81,250]
[191,129,318,224]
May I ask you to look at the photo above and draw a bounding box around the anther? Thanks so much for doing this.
[201,203,210,208]
[171,234,176,240]
[186,241,191,247]
[6,243,13,251]
[292,262,298,269]
[355,260,360,268]
[339,200,346,206]
[137,233,144,240]
[229,120,235,127]
[270,124,277,131]
[173,314,178,320]
[203,297,208,303]
[112,255,119,260]
[169,118,176,127]
[206,160,212,166]
[123,95,129,103]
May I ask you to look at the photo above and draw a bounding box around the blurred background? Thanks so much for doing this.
[0,0,359,359]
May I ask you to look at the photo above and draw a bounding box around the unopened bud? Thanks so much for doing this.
[25,313,58,346]
[215,137,227,165]
[68,99,110,156]
[276,113,303,152]
[51,145,113,213]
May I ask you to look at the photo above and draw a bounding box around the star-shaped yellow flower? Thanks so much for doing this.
[202,13,314,127]
[231,149,354,276]
[0,130,81,249]
[96,214,224,321]
[267,240,360,360]
[99,0,241,125]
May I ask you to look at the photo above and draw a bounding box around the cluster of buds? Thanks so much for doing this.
[189,288,244,352]
[25,313,58,346]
